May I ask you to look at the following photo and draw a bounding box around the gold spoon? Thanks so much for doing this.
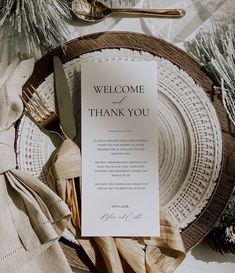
[71,0,186,23]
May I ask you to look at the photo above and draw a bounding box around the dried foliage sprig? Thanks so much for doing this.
[0,0,71,57]
[185,14,235,126]
[0,0,137,58]
[208,193,235,254]
[185,13,235,254]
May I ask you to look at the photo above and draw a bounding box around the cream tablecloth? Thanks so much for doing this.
[0,0,235,272]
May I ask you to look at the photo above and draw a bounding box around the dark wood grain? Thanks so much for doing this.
[24,32,235,269]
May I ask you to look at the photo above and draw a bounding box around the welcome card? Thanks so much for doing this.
[81,61,159,236]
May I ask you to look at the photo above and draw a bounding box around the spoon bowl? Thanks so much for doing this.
[72,0,111,22]
[71,0,186,23]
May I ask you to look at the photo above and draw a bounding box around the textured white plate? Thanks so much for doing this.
[16,48,222,230]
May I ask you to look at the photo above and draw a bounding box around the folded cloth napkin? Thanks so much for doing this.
[0,56,72,273]
[48,138,186,273]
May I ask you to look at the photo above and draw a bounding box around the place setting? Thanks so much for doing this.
[0,1,235,273]
[14,31,232,270]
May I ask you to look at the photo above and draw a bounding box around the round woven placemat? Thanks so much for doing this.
[17,32,235,270]
[17,48,222,230]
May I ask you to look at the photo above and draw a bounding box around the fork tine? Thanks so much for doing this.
[20,94,41,124]
[26,86,53,118]
[23,88,45,119]
[26,87,48,116]
[30,85,52,116]
[20,94,34,114]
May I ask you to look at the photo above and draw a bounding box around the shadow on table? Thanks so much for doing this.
[191,239,235,263]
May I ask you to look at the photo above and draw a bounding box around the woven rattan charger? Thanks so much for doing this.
[17,32,235,271]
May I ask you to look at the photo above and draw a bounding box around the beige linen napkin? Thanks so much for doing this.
[48,135,186,273]
[0,56,72,273]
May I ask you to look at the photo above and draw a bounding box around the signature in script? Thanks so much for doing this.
[100,211,142,222]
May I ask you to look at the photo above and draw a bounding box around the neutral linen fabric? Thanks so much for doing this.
[0,56,72,273]
[49,139,186,273]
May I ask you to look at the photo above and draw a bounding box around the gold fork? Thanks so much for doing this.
[21,86,81,230]
[21,87,66,139]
